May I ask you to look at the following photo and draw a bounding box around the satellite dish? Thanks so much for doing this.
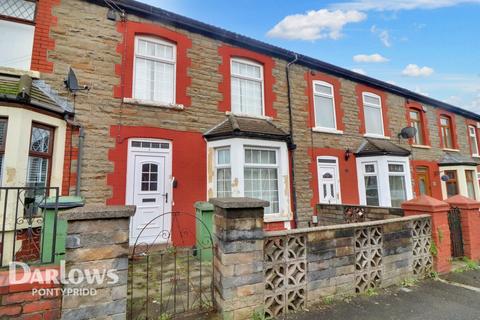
[398,126,417,139]
[441,174,450,182]
[64,67,89,93]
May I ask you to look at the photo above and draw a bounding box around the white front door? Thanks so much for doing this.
[317,157,340,204]
[127,140,172,245]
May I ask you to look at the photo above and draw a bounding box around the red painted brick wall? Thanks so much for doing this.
[31,0,60,73]
[62,125,79,196]
[0,267,61,319]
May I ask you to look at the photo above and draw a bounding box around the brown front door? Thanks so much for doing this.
[416,166,432,196]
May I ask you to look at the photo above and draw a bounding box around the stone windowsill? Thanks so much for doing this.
[363,133,390,140]
[443,148,460,152]
[412,144,431,149]
[123,98,185,110]
[225,111,273,121]
[312,127,344,135]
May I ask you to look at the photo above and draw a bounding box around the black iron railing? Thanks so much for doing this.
[0,187,59,267]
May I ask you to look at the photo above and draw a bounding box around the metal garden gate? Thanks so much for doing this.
[448,207,464,257]
[128,212,215,319]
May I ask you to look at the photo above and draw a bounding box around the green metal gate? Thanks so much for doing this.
[448,207,464,257]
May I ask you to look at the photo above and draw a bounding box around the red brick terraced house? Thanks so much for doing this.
[2,0,480,245]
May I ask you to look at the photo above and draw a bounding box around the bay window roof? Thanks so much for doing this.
[355,138,410,157]
[0,71,73,115]
[438,152,478,167]
[204,114,289,142]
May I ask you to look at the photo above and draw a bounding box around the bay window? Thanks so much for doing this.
[362,92,384,136]
[26,124,54,193]
[388,163,407,207]
[357,156,412,207]
[466,170,476,199]
[133,36,176,104]
[209,138,290,220]
[215,148,232,198]
[440,116,454,149]
[444,170,458,198]
[244,148,279,215]
[231,58,264,116]
[468,125,479,157]
[363,163,379,206]
[313,81,336,130]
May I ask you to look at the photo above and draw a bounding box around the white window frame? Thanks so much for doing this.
[469,125,479,157]
[387,162,408,207]
[207,138,291,222]
[215,147,232,198]
[133,35,177,104]
[362,92,385,138]
[357,156,413,207]
[312,81,341,133]
[230,58,265,117]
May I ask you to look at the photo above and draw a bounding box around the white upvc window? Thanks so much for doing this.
[208,138,291,221]
[362,92,384,137]
[230,58,264,116]
[313,81,337,130]
[133,36,176,104]
[0,0,37,70]
[244,148,279,215]
[388,162,407,207]
[215,148,232,198]
[357,156,412,207]
[362,162,379,206]
[469,125,479,157]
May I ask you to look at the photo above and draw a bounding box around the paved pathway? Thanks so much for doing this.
[292,269,480,320]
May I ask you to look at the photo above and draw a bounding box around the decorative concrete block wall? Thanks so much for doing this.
[263,215,432,318]
[211,198,432,320]
[60,205,135,320]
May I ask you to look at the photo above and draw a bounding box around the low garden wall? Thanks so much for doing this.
[316,203,404,225]
[211,198,433,320]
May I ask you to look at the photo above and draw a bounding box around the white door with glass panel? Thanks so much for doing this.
[126,140,172,245]
[317,157,340,204]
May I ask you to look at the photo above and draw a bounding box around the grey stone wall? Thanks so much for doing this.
[60,205,135,320]
[316,203,404,225]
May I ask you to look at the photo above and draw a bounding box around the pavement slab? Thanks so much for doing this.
[291,271,480,320]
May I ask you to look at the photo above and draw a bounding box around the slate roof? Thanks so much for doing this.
[438,152,479,166]
[204,114,289,141]
[0,73,73,115]
[355,138,411,157]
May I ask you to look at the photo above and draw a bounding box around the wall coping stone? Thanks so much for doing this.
[194,201,214,211]
[210,197,269,209]
[60,205,136,221]
[265,214,431,237]
[401,195,450,212]
[445,195,480,209]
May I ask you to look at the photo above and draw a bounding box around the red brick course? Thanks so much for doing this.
[31,0,60,73]
[0,267,61,320]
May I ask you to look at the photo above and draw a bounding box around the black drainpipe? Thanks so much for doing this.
[286,53,299,226]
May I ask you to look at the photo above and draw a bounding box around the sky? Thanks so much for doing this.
[140,0,480,114]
